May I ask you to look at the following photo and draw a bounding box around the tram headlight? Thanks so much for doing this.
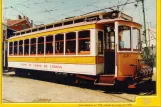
[112,13,117,18]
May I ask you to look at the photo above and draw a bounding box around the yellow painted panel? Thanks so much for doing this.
[8,24,96,42]
[8,56,96,64]
[117,52,141,76]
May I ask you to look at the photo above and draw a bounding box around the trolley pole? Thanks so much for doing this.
[141,0,147,47]
[137,0,148,58]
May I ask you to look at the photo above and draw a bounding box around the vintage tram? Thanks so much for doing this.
[7,10,153,88]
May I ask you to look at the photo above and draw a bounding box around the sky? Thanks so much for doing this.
[2,0,156,29]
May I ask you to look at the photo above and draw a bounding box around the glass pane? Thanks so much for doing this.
[46,36,53,42]
[66,41,76,53]
[24,45,29,55]
[31,45,36,54]
[24,39,29,55]
[38,43,44,54]
[46,43,53,54]
[31,38,36,55]
[55,34,64,54]
[118,26,131,51]
[38,37,44,54]
[66,32,76,54]
[79,40,90,51]
[46,35,53,55]
[55,42,64,54]
[19,45,23,55]
[9,42,13,55]
[78,30,90,54]
[19,40,23,55]
[98,31,103,54]
[14,41,17,55]
[133,28,141,50]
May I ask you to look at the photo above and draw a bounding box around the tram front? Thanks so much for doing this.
[96,20,153,88]
[117,20,153,88]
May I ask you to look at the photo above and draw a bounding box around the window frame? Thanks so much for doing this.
[24,39,29,56]
[30,38,36,55]
[65,32,76,55]
[46,35,54,55]
[98,30,104,55]
[19,40,23,56]
[78,30,91,55]
[13,41,18,55]
[55,34,64,55]
[132,27,141,51]
[37,37,45,55]
[118,25,132,51]
[9,42,13,56]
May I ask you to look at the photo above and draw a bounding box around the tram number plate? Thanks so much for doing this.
[123,53,131,58]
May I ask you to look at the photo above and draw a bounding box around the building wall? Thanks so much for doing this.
[9,20,31,31]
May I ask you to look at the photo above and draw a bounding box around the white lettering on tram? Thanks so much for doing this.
[20,63,63,69]
[8,62,99,75]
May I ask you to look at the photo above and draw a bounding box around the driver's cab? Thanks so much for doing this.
[97,20,142,81]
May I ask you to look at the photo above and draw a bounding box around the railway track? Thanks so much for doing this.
[3,71,155,103]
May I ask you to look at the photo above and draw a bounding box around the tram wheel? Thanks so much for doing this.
[63,74,76,85]
[15,69,29,77]
[113,80,128,92]
[15,70,21,76]
[29,71,39,78]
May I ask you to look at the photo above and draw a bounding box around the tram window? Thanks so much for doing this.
[86,15,100,21]
[46,25,53,29]
[46,35,53,55]
[19,40,23,55]
[26,30,31,33]
[133,28,141,51]
[16,33,20,36]
[64,21,73,25]
[118,26,131,51]
[21,32,25,35]
[24,39,29,55]
[55,34,64,54]
[39,27,45,31]
[14,41,18,55]
[32,29,37,32]
[78,30,90,54]
[66,32,76,55]
[98,31,103,54]
[38,37,44,55]
[74,18,85,23]
[54,23,62,27]
[31,38,36,55]
[9,42,13,55]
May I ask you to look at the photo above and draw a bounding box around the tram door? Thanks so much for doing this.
[104,25,115,74]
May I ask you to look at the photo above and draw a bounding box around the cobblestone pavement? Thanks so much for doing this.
[2,69,156,103]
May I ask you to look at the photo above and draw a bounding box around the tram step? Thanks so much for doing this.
[94,82,114,86]
[94,75,115,86]
[99,75,115,84]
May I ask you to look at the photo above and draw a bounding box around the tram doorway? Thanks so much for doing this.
[104,24,115,75]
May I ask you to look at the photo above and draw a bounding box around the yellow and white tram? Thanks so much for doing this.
[7,11,153,88]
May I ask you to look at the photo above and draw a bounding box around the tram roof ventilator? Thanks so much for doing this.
[13,10,133,37]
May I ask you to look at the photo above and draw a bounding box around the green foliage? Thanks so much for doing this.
[141,47,155,67]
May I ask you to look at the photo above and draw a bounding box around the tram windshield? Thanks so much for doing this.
[132,28,141,51]
[118,25,131,51]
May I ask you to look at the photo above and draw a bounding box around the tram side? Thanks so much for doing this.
[7,19,153,88]
[7,23,104,76]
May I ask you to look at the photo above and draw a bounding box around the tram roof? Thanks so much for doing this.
[9,10,141,39]
[14,11,108,33]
